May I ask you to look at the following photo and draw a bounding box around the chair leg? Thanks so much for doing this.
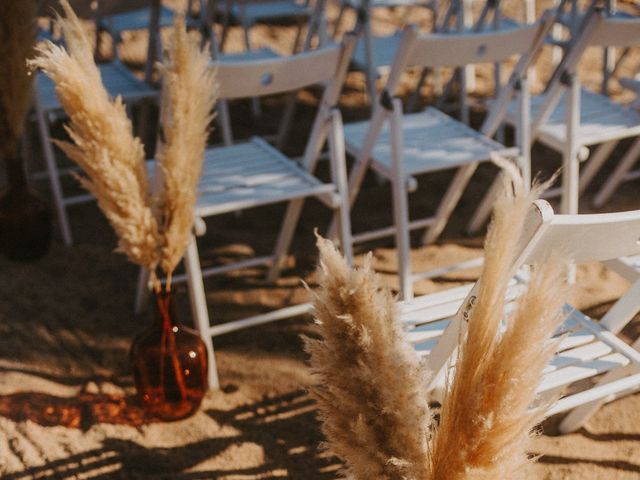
[326,155,375,241]
[135,267,151,314]
[593,137,640,208]
[579,139,617,195]
[275,91,298,151]
[35,104,73,246]
[562,147,580,215]
[362,13,377,103]
[388,98,412,300]
[183,234,220,390]
[559,336,640,433]
[327,109,353,264]
[332,2,346,37]
[291,18,304,54]
[562,75,580,215]
[422,163,478,245]
[266,198,305,282]
[391,176,412,300]
[466,171,501,235]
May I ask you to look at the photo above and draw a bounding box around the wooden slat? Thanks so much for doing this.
[525,209,640,265]
[538,353,629,393]
[543,341,613,374]
[345,107,515,177]
[36,62,156,112]
[193,139,336,216]
[229,1,312,22]
[214,45,341,100]
[409,22,542,68]
[351,33,403,73]
[98,4,175,32]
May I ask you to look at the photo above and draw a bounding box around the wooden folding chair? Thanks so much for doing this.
[321,15,555,301]
[32,0,160,246]
[402,199,640,433]
[135,34,358,389]
[468,6,640,233]
[216,0,316,56]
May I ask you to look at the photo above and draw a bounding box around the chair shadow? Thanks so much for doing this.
[204,389,340,479]
[536,453,640,474]
[3,389,340,479]
[578,428,640,443]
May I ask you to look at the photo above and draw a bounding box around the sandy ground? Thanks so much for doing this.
[1,0,640,478]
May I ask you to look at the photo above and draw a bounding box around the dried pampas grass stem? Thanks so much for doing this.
[309,161,568,480]
[156,17,218,286]
[429,170,568,480]
[29,1,217,291]
[306,236,432,480]
[28,0,161,274]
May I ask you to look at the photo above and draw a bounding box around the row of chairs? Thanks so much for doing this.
[28,1,640,435]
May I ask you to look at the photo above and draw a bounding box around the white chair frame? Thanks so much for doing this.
[136,35,358,389]
[405,199,640,433]
[325,15,556,301]
[468,7,640,232]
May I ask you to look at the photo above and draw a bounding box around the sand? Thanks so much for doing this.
[1,0,640,478]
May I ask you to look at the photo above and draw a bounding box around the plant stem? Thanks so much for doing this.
[157,286,188,403]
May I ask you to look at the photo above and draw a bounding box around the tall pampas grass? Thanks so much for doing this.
[429,171,567,480]
[0,0,36,158]
[309,165,568,479]
[156,18,217,284]
[28,0,161,272]
[29,0,217,289]
[305,236,432,480]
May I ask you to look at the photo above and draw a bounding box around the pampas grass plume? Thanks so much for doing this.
[306,236,432,480]
[310,162,568,479]
[29,2,217,287]
[429,170,568,479]
[0,0,36,157]
[156,16,217,281]
[28,0,161,272]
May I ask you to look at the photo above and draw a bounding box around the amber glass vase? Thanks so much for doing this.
[0,154,52,261]
[130,290,208,421]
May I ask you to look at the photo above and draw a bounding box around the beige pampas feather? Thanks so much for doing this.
[310,162,568,479]
[0,0,36,157]
[29,2,217,289]
[28,0,161,272]
[156,17,217,282]
[306,236,432,480]
[429,170,568,480]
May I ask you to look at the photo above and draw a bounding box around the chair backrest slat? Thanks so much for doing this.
[213,44,344,100]
[406,22,544,68]
[588,16,640,48]
[525,208,640,265]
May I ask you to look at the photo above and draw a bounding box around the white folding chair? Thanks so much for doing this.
[135,34,357,389]
[402,199,640,433]
[94,0,187,83]
[32,0,160,246]
[342,0,535,108]
[590,72,640,208]
[468,6,640,233]
[323,15,555,301]
[334,0,436,101]
[216,0,316,55]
